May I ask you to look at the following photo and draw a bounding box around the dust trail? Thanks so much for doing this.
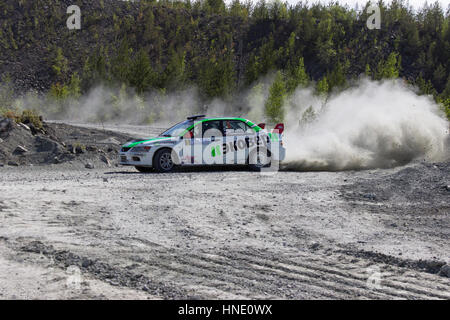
[283,79,449,171]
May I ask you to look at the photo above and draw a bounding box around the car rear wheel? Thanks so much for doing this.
[248,148,271,171]
[135,166,153,173]
[153,149,175,173]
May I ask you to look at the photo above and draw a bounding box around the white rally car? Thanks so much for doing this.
[119,115,285,172]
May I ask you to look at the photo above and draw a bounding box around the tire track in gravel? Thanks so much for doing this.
[174,250,447,299]
[106,243,450,299]
[4,239,188,299]
[6,236,450,299]
[224,251,450,300]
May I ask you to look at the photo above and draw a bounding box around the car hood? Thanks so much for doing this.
[122,137,178,148]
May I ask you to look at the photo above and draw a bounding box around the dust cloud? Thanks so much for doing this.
[282,79,449,170]
[2,77,448,171]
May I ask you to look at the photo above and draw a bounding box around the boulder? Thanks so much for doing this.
[85,162,94,169]
[100,155,111,167]
[35,136,63,153]
[75,145,85,154]
[0,117,13,135]
[13,145,28,154]
[18,123,30,131]
[439,264,450,278]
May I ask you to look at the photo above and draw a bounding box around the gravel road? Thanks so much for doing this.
[0,150,449,299]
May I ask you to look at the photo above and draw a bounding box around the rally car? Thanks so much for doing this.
[119,115,285,172]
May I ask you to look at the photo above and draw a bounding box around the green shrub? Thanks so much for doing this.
[1,109,43,129]
[20,109,43,129]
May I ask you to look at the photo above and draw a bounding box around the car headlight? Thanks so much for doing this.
[130,146,152,152]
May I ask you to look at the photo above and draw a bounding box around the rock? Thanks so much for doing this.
[18,123,30,131]
[0,117,13,134]
[85,163,94,169]
[361,193,377,200]
[310,242,320,250]
[81,258,92,268]
[86,145,97,152]
[103,178,108,183]
[8,161,19,166]
[439,264,450,277]
[75,145,85,154]
[0,138,3,143]
[99,137,121,145]
[67,145,76,154]
[100,155,111,167]
[53,156,60,164]
[445,185,450,191]
[13,145,28,154]
[35,136,63,153]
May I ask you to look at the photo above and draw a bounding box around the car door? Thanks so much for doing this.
[201,120,225,165]
[223,120,256,164]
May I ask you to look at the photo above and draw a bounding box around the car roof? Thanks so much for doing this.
[182,117,262,133]
[197,117,246,121]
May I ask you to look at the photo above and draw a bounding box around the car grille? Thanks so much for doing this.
[120,155,127,162]
[121,147,131,152]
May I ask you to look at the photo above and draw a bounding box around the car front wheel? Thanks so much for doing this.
[153,149,175,173]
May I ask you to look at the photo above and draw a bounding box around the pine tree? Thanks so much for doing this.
[67,73,81,99]
[163,49,187,89]
[265,71,286,123]
[286,57,309,93]
[416,74,437,96]
[327,61,347,92]
[197,49,236,99]
[81,47,109,90]
[111,40,132,85]
[129,49,156,94]
[52,47,69,81]
[432,64,447,92]
[316,76,329,96]
[375,52,401,80]
[365,64,372,78]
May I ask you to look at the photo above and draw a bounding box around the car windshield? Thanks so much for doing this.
[159,120,193,137]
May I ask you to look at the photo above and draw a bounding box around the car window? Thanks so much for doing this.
[224,120,254,135]
[189,120,223,138]
[202,120,223,137]
[160,120,193,137]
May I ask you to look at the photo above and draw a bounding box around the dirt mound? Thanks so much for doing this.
[340,162,450,204]
[0,117,133,167]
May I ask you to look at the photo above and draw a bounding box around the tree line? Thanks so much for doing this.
[0,0,449,121]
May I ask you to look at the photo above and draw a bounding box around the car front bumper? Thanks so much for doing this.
[119,151,154,167]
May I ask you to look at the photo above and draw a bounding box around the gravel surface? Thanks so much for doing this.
[0,154,449,299]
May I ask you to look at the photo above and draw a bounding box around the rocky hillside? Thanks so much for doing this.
[0,0,449,120]
[0,116,131,167]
